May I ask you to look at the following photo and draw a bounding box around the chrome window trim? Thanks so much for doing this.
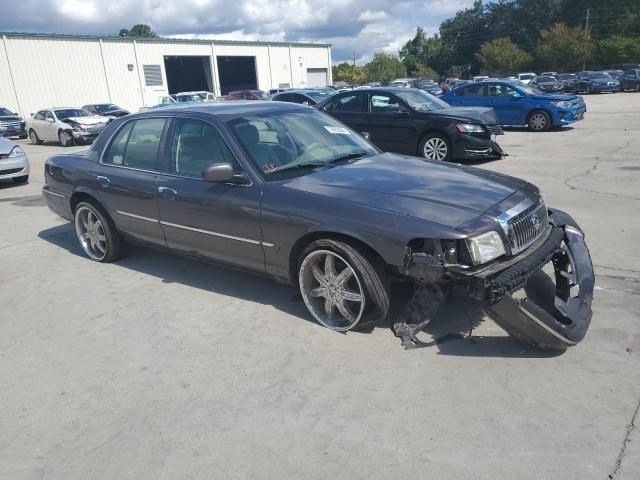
[159,220,273,247]
[116,210,159,223]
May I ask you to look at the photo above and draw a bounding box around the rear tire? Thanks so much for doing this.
[29,129,42,145]
[73,201,127,263]
[419,133,451,161]
[19,134,27,140]
[527,110,551,131]
[298,239,389,332]
[636,82,640,93]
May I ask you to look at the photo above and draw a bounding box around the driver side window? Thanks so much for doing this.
[171,119,238,178]
[489,84,517,97]
[369,94,402,113]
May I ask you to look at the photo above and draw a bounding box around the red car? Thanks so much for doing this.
[225,90,270,101]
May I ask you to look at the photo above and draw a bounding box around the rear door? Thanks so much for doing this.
[365,92,416,154]
[155,117,265,273]
[97,118,167,245]
[320,92,368,134]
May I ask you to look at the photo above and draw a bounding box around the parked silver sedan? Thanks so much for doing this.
[0,137,29,183]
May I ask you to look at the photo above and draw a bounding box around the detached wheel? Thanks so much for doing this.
[298,239,389,332]
[29,129,42,145]
[59,130,73,147]
[527,110,551,131]
[74,202,127,263]
[419,133,451,161]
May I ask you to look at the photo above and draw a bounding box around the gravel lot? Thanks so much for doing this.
[1,94,639,480]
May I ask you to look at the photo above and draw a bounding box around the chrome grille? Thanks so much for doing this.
[505,201,549,254]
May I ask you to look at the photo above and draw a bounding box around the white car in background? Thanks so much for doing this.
[27,108,110,146]
[517,72,537,85]
[0,137,29,183]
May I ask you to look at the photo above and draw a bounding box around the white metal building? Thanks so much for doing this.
[0,33,332,116]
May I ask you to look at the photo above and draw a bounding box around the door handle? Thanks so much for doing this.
[158,186,178,197]
[97,175,110,187]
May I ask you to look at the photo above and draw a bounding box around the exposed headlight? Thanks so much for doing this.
[456,123,485,134]
[9,146,25,157]
[552,101,572,108]
[466,231,506,265]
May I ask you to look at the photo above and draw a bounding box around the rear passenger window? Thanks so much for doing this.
[170,119,238,177]
[103,119,166,170]
[461,84,486,96]
[332,94,364,113]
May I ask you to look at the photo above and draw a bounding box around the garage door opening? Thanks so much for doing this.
[164,56,213,95]
[307,68,328,87]
[217,56,257,95]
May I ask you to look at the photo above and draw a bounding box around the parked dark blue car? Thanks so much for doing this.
[575,71,620,94]
[441,80,586,131]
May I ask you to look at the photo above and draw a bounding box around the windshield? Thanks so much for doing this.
[0,107,15,116]
[516,83,545,95]
[558,74,576,80]
[55,109,89,119]
[94,104,119,113]
[592,72,611,79]
[252,91,270,99]
[177,95,202,103]
[538,76,557,82]
[395,89,448,111]
[304,91,333,101]
[519,74,535,80]
[227,110,378,177]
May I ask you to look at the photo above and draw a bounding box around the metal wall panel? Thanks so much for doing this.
[99,40,144,113]
[0,37,20,113]
[4,37,109,117]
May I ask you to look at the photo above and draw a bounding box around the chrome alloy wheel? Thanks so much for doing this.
[423,137,448,160]
[299,250,365,331]
[529,112,548,130]
[74,206,107,260]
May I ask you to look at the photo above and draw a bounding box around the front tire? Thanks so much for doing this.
[59,130,73,147]
[298,239,389,332]
[527,110,551,131]
[636,82,640,93]
[74,202,127,263]
[29,129,42,145]
[419,133,451,161]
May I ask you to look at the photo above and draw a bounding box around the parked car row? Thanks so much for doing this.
[41,100,596,350]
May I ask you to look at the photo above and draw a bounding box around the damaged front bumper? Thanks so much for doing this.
[401,208,595,350]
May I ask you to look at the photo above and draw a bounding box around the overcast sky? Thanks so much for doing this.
[0,0,473,63]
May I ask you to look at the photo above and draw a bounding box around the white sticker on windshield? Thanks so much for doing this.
[324,125,351,135]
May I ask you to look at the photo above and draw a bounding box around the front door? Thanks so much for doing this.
[98,117,167,244]
[365,92,416,154]
[487,83,527,125]
[44,110,58,141]
[156,118,265,273]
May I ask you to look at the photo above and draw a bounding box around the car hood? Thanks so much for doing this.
[0,115,22,122]
[280,152,527,229]
[530,93,580,102]
[421,106,497,124]
[62,115,109,125]
[0,137,17,154]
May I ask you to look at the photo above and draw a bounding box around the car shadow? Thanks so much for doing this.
[503,126,575,133]
[0,179,29,190]
[38,224,563,357]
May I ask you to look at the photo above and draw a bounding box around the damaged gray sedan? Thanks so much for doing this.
[42,102,594,350]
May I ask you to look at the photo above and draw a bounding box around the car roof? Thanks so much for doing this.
[133,100,309,120]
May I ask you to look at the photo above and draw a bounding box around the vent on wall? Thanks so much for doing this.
[143,65,163,86]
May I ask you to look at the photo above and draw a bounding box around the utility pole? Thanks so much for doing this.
[583,8,590,71]
[352,51,356,67]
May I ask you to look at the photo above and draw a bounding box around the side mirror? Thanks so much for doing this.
[512,92,524,99]
[202,163,235,183]
[301,101,310,106]
[47,117,55,122]
[360,131,371,140]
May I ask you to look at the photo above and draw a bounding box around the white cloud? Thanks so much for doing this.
[1,0,465,61]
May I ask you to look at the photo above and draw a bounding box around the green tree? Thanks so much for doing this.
[535,23,592,72]
[364,51,405,85]
[594,36,640,67]
[413,64,438,80]
[119,24,158,38]
[476,37,532,75]
[400,28,445,76]
[332,62,367,85]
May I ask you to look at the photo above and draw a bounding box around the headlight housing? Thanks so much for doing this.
[9,146,25,158]
[456,123,485,134]
[552,100,572,108]
[466,231,506,265]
